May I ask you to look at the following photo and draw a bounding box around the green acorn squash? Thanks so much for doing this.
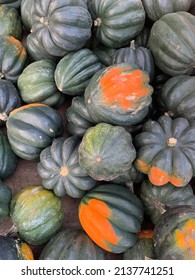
[20,0,35,31]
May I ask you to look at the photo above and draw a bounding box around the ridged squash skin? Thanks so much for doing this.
[89,0,146,48]
[0,236,34,260]
[140,180,195,225]
[54,48,102,95]
[39,229,105,260]
[6,104,63,160]
[0,0,21,9]
[0,5,22,39]
[31,0,92,57]
[79,184,144,253]
[147,12,195,76]
[37,136,96,198]
[156,75,195,121]
[78,123,136,181]
[142,0,192,21]
[84,63,154,126]
[0,182,12,224]
[135,115,195,187]
[153,206,195,259]
[20,0,35,31]
[17,59,65,107]
[10,186,64,245]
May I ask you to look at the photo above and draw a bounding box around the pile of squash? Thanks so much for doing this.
[0,0,195,260]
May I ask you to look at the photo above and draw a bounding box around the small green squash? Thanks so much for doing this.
[135,115,195,187]
[39,229,105,260]
[140,180,195,225]
[10,185,64,245]
[0,5,22,39]
[88,0,146,48]
[79,183,144,253]
[17,59,65,107]
[84,63,154,126]
[153,206,195,259]
[0,35,27,83]
[37,136,96,198]
[0,79,22,126]
[6,104,63,160]
[0,236,34,260]
[54,48,102,95]
[0,182,12,224]
[78,123,136,181]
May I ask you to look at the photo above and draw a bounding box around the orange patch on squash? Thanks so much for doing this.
[137,229,154,239]
[170,175,186,187]
[149,166,169,186]
[21,243,34,260]
[135,159,150,173]
[60,167,69,176]
[7,36,26,58]
[10,103,48,115]
[99,67,151,111]
[79,199,121,251]
[175,220,195,258]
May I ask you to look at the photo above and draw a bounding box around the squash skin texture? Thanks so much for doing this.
[0,182,12,224]
[84,63,153,126]
[78,123,136,181]
[79,184,144,253]
[135,115,195,187]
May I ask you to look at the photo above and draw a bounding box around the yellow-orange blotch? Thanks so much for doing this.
[79,199,121,251]
[21,243,34,260]
[149,166,169,186]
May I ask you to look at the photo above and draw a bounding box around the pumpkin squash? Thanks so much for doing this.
[54,48,102,95]
[147,12,195,76]
[0,236,33,260]
[6,104,63,160]
[88,0,146,48]
[0,5,22,39]
[84,63,154,126]
[140,179,195,225]
[93,45,116,67]
[142,0,192,21]
[0,182,12,224]
[10,185,64,245]
[0,79,22,126]
[17,59,65,107]
[153,206,195,259]
[20,0,35,31]
[123,230,157,260]
[0,35,27,83]
[39,229,105,260]
[0,130,18,179]
[37,136,96,198]
[31,0,92,57]
[155,75,195,121]
[78,123,136,181]
[79,183,144,253]
[135,115,195,187]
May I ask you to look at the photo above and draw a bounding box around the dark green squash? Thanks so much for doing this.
[20,0,35,31]
[78,123,136,181]
[0,35,27,83]
[0,5,22,39]
[147,12,195,76]
[0,79,22,126]
[93,45,116,67]
[0,182,12,224]
[142,0,192,21]
[88,0,146,48]
[66,96,95,137]
[156,75,195,121]
[6,104,63,160]
[153,206,195,259]
[123,230,157,260]
[0,130,18,179]
[140,179,195,225]
[134,26,151,48]
[17,59,65,107]
[39,229,105,260]
[84,63,154,126]
[10,185,64,245]
[0,236,34,260]
[37,136,96,198]
[135,115,195,187]
[31,0,92,57]
[54,48,102,95]
[79,183,144,253]
[112,44,155,82]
